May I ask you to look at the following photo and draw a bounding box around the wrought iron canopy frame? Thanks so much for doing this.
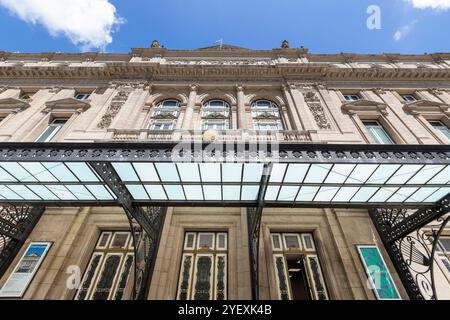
[0,142,450,300]
[0,142,449,208]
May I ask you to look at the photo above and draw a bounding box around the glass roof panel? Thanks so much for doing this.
[386,187,419,203]
[428,166,450,184]
[27,185,58,200]
[296,186,320,202]
[43,162,78,182]
[346,164,378,184]
[222,164,242,183]
[144,185,167,200]
[265,186,280,201]
[183,185,204,200]
[314,187,340,202]
[46,185,76,200]
[112,163,139,182]
[7,185,40,200]
[407,165,446,185]
[369,188,398,203]
[164,185,185,200]
[366,164,401,184]
[133,163,159,182]
[324,164,355,184]
[66,163,99,182]
[241,185,260,201]
[203,185,221,201]
[424,187,450,202]
[283,164,310,183]
[19,162,57,182]
[65,185,95,200]
[0,185,22,200]
[406,187,440,203]
[0,167,16,182]
[386,165,424,184]
[200,164,221,182]
[177,163,200,182]
[86,185,114,200]
[304,164,333,184]
[126,185,149,200]
[269,164,287,183]
[0,163,37,182]
[332,187,359,202]
[243,164,264,183]
[351,187,379,202]
[223,185,241,201]
[155,163,179,182]
[278,186,300,201]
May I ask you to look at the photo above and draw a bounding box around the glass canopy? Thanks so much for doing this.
[1,159,449,207]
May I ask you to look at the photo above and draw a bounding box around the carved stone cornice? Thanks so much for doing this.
[0,97,30,113]
[44,97,91,114]
[0,60,449,82]
[341,99,389,115]
[403,100,450,116]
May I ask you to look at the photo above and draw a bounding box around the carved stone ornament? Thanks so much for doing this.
[281,40,290,49]
[97,90,131,129]
[304,91,332,130]
[151,40,161,48]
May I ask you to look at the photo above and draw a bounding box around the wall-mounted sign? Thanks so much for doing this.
[0,242,52,298]
[357,245,401,300]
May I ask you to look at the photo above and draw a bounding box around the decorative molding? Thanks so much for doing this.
[303,91,332,130]
[44,97,90,114]
[341,99,389,115]
[0,97,30,113]
[403,100,450,116]
[97,90,131,129]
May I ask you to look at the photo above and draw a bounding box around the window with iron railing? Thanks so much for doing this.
[149,100,181,130]
[201,100,230,130]
[252,100,283,131]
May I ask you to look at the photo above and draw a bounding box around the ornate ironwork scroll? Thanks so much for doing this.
[90,162,167,300]
[369,193,450,300]
[128,206,166,300]
[0,205,44,278]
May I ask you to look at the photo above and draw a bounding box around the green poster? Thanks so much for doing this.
[357,245,401,300]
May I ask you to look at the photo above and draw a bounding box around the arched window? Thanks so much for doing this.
[148,99,180,130]
[252,100,283,131]
[201,100,230,130]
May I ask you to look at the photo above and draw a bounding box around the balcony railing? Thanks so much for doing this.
[108,129,314,143]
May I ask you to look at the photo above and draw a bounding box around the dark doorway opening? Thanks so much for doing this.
[286,254,311,300]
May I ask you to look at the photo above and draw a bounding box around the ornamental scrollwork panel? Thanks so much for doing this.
[97,90,131,129]
[303,91,332,130]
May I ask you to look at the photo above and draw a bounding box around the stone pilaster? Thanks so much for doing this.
[181,84,198,130]
[236,85,247,129]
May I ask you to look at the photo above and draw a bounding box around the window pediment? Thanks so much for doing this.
[44,97,91,113]
[403,99,450,115]
[341,99,388,115]
[0,97,30,113]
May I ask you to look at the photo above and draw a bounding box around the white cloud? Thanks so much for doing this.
[405,0,450,10]
[0,0,125,51]
[393,20,418,42]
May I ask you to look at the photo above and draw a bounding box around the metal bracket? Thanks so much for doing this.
[0,205,44,278]
[247,163,272,300]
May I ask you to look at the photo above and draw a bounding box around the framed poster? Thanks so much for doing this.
[0,242,52,298]
[357,245,401,300]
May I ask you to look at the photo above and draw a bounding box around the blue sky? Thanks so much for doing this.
[0,0,449,54]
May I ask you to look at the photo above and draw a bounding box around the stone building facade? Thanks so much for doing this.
[0,42,449,300]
